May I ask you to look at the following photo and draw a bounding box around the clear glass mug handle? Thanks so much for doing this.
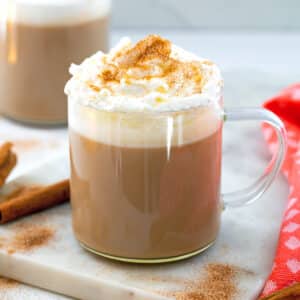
[223,108,287,208]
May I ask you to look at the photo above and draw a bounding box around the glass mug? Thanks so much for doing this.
[68,94,286,263]
[0,0,110,125]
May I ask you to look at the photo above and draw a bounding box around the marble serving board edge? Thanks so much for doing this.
[0,252,168,300]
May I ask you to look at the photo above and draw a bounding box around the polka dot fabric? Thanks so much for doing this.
[261,84,300,299]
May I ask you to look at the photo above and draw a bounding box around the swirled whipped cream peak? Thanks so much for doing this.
[65,35,223,112]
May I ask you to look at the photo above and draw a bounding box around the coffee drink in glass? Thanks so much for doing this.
[66,35,286,263]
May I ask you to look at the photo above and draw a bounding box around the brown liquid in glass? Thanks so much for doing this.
[0,17,108,124]
[69,127,222,259]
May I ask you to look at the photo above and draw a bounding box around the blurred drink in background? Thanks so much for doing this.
[0,0,110,125]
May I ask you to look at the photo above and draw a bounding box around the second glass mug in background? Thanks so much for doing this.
[0,0,110,125]
[68,92,287,263]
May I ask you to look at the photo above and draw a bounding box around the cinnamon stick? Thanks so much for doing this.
[0,142,17,188]
[0,179,70,224]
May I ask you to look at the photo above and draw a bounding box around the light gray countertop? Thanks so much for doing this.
[112,0,300,30]
[0,29,298,299]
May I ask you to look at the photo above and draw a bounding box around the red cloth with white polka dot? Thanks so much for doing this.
[261,83,300,297]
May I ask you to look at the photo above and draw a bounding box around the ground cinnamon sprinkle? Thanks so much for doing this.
[173,264,238,300]
[115,35,172,69]
[0,277,18,290]
[94,35,204,96]
[11,139,42,152]
[0,237,6,248]
[7,248,15,255]
[10,223,54,252]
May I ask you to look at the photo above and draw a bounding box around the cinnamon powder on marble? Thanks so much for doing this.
[173,263,238,300]
[9,223,54,252]
[10,139,60,153]
[0,239,5,249]
[12,139,42,152]
[0,277,18,290]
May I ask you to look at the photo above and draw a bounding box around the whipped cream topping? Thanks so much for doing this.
[65,35,223,113]
[2,0,110,25]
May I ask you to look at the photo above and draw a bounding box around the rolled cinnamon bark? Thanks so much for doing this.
[0,142,17,188]
[0,179,70,224]
[0,142,14,163]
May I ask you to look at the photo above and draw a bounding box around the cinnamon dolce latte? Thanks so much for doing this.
[65,35,224,261]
